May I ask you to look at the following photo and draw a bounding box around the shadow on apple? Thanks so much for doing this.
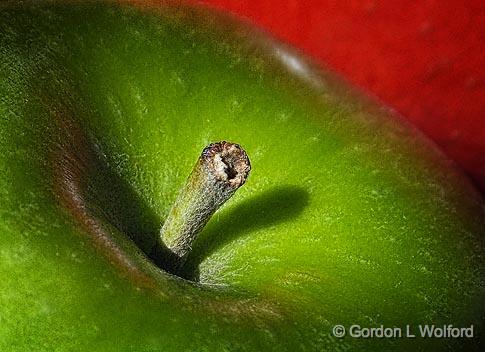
[181,185,310,281]
[50,101,309,281]
[80,149,162,257]
[86,151,309,282]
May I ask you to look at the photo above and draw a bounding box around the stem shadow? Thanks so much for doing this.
[84,156,162,255]
[180,185,309,281]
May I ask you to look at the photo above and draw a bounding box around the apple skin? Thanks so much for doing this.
[0,2,484,351]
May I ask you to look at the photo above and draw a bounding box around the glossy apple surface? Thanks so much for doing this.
[0,2,484,351]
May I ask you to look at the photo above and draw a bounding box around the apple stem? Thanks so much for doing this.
[154,141,251,273]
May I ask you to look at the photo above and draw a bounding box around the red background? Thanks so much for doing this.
[194,0,485,193]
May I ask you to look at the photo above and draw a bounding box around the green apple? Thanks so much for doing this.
[0,1,484,351]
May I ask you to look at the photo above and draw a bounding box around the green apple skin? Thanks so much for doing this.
[0,2,484,351]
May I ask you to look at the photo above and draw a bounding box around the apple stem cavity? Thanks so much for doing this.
[154,141,251,274]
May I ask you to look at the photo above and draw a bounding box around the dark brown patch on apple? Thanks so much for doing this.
[48,101,158,291]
